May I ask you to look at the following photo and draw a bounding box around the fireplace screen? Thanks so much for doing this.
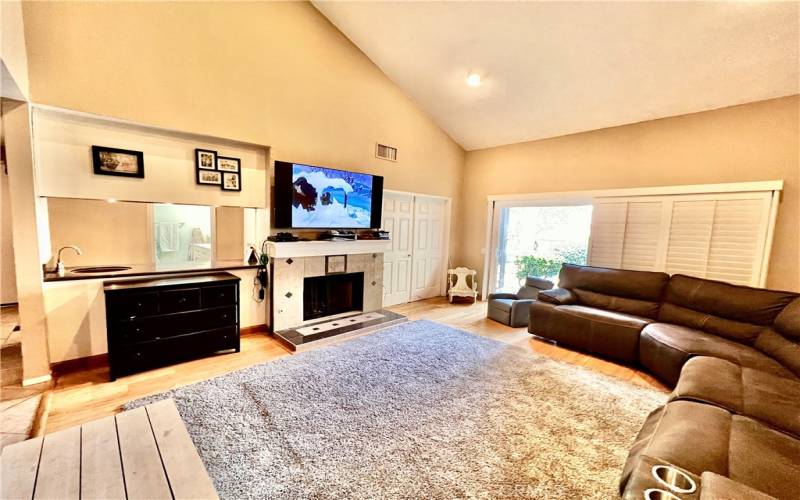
[303,272,364,321]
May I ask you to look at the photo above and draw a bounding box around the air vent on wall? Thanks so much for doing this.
[376,143,398,162]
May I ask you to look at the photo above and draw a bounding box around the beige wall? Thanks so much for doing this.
[19,2,798,295]
[1,0,30,99]
[3,99,50,383]
[1,165,18,304]
[21,0,465,245]
[462,96,800,291]
[47,198,151,267]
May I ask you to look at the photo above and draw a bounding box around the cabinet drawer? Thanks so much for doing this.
[202,285,237,308]
[113,306,236,344]
[107,292,159,320]
[114,326,239,376]
[160,288,201,314]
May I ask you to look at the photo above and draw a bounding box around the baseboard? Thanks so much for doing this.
[241,324,269,335]
[22,373,53,386]
[51,353,109,376]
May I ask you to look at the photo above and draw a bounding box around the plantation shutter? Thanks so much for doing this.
[621,201,665,271]
[664,200,716,276]
[588,191,775,286]
[587,202,627,268]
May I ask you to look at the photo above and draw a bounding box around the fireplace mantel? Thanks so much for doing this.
[266,240,391,259]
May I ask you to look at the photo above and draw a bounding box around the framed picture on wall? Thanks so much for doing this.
[92,146,144,178]
[217,156,240,172]
[195,148,217,170]
[222,172,241,191]
[197,169,222,185]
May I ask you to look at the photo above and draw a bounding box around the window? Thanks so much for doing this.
[493,204,593,292]
[153,204,212,266]
[588,191,775,286]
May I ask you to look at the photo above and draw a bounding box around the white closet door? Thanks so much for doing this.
[381,193,413,307]
[410,196,446,301]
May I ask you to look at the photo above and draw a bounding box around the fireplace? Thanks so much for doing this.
[303,272,364,321]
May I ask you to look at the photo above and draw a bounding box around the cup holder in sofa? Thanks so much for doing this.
[651,464,697,494]
[644,488,682,500]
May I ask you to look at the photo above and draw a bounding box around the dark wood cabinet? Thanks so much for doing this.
[104,273,240,380]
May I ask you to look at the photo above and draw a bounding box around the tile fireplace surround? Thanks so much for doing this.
[270,251,385,332]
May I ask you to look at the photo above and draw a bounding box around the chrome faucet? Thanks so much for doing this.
[55,245,82,276]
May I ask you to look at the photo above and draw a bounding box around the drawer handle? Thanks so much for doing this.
[221,314,228,320]
[178,297,187,304]
[136,302,142,308]
[135,327,141,333]
[218,292,226,298]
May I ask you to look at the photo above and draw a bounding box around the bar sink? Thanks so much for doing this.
[71,266,132,273]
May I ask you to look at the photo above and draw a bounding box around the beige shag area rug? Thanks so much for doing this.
[127,320,667,499]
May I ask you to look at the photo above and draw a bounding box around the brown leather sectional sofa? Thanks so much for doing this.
[528,263,800,499]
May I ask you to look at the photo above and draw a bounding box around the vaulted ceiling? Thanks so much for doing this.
[314,1,799,151]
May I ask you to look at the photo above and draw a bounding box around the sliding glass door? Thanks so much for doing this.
[491,203,593,292]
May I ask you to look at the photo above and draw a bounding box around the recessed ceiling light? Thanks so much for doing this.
[465,73,482,87]
[107,198,117,203]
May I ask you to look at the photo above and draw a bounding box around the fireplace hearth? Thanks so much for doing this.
[303,272,364,321]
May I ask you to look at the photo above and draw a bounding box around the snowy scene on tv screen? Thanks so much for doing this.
[291,164,373,228]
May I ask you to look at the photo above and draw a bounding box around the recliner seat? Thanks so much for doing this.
[671,356,800,438]
[529,264,669,363]
[620,400,800,500]
[639,322,794,385]
[524,263,800,499]
[487,277,553,327]
[638,274,798,385]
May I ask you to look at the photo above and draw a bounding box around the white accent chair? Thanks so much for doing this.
[447,267,479,303]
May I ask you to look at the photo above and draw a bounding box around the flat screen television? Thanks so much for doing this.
[274,161,384,229]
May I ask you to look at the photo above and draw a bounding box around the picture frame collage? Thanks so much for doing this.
[195,148,242,192]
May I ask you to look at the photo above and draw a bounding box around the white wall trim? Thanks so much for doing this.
[385,188,451,201]
[487,180,784,202]
[22,373,52,387]
[760,190,781,287]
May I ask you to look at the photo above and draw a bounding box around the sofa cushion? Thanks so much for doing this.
[537,287,577,305]
[699,473,777,500]
[659,275,797,342]
[528,302,650,363]
[488,298,514,313]
[672,356,800,438]
[516,277,554,299]
[620,400,800,500]
[573,288,660,319]
[658,302,765,343]
[558,263,669,302]
[774,297,800,340]
[754,328,800,378]
[639,323,794,386]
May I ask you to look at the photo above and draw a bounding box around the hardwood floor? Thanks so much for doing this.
[35,297,667,434]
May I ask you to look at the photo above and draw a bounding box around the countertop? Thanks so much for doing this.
[43,259,260,283]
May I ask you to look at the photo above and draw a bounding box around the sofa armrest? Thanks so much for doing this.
[537,288,577,305]
[509,299,535,327]
[510,298,535,309]
[488,292,518,300]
